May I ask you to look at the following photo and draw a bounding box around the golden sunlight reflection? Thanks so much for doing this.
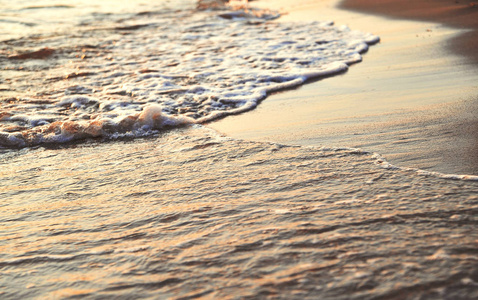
[1,0,477,298]
[1,126,477,298]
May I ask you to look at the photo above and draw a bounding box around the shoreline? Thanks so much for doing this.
[2,3,478,298]
[209,0,478,175]
[340,0,478,65]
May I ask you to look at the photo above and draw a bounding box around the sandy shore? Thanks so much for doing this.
[341,0,478,64]
[209,0,478,175]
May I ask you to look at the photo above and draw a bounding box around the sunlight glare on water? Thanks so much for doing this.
[1,126,478,299]
[0,0,377,148]
[0,0,477,299]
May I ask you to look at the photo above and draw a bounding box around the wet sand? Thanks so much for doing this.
[210,0,478,175]
[341,0,478,64]
[1,3,478,298]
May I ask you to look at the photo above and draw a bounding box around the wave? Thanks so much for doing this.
[0,4,378,148]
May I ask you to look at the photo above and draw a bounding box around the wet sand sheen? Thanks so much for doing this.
[209,0,478,175]
[341,0,478,64]
[1,1,478,299]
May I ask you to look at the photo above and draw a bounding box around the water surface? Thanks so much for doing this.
[1,1,477,299]
[1,126,477,299]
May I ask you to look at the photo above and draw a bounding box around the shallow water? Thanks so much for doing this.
[1,126,478,299]
[1,1,478,299]
[0,0,377,147]
[210,0,478,176]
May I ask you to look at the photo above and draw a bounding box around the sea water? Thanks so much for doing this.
[0,0,378,147]
[1,1,477,299]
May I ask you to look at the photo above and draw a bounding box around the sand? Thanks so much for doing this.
[209,0,478,175]
[341,0,478,64]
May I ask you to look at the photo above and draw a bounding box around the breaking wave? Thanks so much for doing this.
[0,3,378,147]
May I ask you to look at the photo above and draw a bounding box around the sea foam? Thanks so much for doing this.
[0,5,379,147]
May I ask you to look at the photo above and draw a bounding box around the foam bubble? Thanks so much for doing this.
[0,5,379,147]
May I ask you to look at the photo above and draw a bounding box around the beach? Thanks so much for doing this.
[1,0,478,299]
[342,0,478,64]
[210,0,478,175]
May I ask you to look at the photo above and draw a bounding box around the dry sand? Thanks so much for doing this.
[209,0,478,175]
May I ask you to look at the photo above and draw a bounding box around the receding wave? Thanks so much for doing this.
[1,126,477,299]
[0,4,378,147]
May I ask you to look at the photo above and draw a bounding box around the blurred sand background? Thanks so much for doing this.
[210,0,478,175]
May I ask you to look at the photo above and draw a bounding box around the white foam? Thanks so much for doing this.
[0,5,379,147]
[371,151,478,181]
